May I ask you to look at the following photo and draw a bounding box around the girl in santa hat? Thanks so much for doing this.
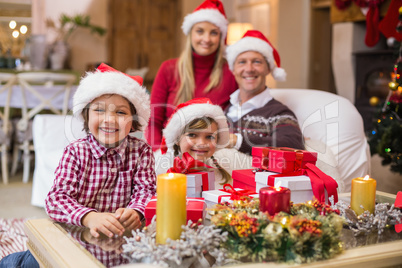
[145,0,238,151]
[155,98,232,188]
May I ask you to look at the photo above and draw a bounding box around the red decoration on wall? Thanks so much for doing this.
[379,0,402,41]
[334,0,386,47]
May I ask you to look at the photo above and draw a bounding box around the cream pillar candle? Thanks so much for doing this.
[351,175,376,215]
[156,173,187,244]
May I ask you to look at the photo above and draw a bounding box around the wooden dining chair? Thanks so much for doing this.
[11,72,77,183]
[0,73,17,184]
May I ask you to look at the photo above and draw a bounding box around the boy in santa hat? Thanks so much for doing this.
[0,63,156,268]
[225,30,304,154]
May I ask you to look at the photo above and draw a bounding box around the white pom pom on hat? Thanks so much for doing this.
[181,0,228,42]
[226,30,287,81]
[72,63,150,131]
[160,98,230,154]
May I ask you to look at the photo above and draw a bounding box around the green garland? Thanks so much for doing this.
[209,198,345,264]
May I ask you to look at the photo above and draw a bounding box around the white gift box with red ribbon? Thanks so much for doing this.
[202,186,258,208]
[186,173,203,198]
[186,171,215,197]
[255,171,328,204]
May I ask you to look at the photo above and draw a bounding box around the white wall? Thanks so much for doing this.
[331,22,386,103]
[277,0,310,89]
[32,0,107,73]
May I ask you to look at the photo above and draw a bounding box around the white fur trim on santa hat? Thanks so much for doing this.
[163,103,230,152]
[73,71,150,131]
[181,9,228,41]
[226,36,287,81]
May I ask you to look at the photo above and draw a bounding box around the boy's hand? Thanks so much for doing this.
[82,228,125,253]
[82,211,125,238]
[114,208,142,231]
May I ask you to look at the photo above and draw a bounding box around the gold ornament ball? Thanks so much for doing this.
[399,6,402,15]
[389,81,399,91]
[369,96,380,106]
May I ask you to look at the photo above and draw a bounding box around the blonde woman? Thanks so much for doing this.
[146,0,237,151]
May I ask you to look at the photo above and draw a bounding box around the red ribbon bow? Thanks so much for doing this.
[167,152,212,174]
[218,184,257,203]
[267,163,338,205]
[167,152,213,191]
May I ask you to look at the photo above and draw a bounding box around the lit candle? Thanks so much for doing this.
[351,175,377,215]
[259,185,291,215]
[156,173,187,244]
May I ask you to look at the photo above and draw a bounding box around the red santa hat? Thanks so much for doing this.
[181,0,228,42]
[73,63,150,131]
[161,98,230,154]
[226,30,287,81]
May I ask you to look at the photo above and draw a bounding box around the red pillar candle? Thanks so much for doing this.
[259,186,291,215]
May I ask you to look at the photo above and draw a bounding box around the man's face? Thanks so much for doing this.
[233,51,270,96]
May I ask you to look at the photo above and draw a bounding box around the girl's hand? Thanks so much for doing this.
[114,208,142,231]
[82,211,125,238]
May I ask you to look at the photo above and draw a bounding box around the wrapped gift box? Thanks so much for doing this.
[186,173,203,197]
[202,188,258,209]
[255,171,328,204]
[186,171,215,197]
[232,169,256,191]
[252,147,317,173]
[145,197,206,226]
[197,171,215,191]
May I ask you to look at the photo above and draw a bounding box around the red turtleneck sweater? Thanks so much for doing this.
[145,51,238,150]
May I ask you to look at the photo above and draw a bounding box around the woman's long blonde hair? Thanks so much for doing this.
[174,34,226,106]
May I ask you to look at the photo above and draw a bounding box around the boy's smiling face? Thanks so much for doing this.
[178,121,218,161]
[88,94,133,148]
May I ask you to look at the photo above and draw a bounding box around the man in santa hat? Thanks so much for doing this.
[224,30,304,154]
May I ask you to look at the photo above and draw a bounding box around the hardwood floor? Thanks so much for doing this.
[0,171,47,219]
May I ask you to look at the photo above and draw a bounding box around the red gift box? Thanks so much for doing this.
[232,169,256,191]
[252,147,317,173]
[144,197,206,226]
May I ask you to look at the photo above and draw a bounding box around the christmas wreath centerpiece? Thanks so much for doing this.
[209,198,345,264]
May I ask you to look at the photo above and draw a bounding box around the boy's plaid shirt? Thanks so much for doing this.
[45,134,156,226]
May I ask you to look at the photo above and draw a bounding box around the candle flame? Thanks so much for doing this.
[363,175,370,180]
[281,217,287,225]
[274,181,282,191]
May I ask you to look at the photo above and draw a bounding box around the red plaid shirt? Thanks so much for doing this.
[45,134,156,226]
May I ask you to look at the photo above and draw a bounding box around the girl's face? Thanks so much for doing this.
[190,21,221,56]
[88,94,133,148]
[178,121,218,161]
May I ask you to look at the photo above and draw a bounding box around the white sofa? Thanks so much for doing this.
[31,115,86,207]
[270,88,370,192]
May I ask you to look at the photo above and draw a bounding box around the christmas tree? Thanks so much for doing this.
[368,6,402,174]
